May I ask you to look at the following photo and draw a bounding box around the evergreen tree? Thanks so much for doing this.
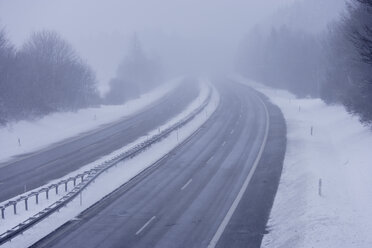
[106,34,163,104]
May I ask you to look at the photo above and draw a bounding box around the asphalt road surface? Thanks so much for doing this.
[0,81,199,203]
[33,80,286,248]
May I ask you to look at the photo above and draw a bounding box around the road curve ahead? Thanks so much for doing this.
[33,79,286,248]
[0,80,199,203]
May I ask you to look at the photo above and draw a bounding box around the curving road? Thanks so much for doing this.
[0,81,199,203]
[33,80,286,248]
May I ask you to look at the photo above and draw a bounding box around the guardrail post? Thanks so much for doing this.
[65,181,68,192]
[46,189,49,199]
[35,193,39,205]
[25,198,28,211]
[56,185,59,195]
[73,178,77,186]
[1,207,4,219]
[80,175,84,182]
[13,202,17,215]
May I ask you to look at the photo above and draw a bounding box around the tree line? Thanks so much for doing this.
[105,35,164,105]
[0,27,164,125]
[236,0,372,124]
[0,29,99,124]
[236,26,322,98]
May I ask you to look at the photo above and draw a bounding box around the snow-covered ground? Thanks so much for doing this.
[236,77,372,248]
[0,79,180,164]
[1,79,220,247]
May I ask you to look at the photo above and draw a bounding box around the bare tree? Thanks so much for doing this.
[350,0,372,65]
[321,0,372,123]
[0,28,99,124]
[0,27,16,123]
[17,30,98,114]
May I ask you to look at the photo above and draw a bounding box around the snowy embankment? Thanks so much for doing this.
[1,79,219,248]
[0,79,180,164]
[236,77,372,248]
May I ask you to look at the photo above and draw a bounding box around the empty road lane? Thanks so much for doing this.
[0,81,199,203]
[33,80,286,248]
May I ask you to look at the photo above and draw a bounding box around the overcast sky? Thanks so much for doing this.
[0,0,314,90]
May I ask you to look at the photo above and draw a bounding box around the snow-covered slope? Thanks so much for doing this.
[236,77,372,248]
[0,79,180,164]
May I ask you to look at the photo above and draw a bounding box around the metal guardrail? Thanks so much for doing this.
[0,86,212,245]
[0,175,88,219]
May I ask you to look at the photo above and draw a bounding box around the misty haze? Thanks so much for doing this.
[0,0,371,247]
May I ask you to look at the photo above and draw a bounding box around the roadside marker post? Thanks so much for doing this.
[24,198,28,211]
[318,178,322,196]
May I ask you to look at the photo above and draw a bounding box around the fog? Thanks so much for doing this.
[0,0,302,91]
[2,2,372,246]
[4,0,370,124]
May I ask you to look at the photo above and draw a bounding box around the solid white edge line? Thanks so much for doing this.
[207,93,270,248]
[181,179,193,190]
[207,155,214,163]
[135,216,156,235]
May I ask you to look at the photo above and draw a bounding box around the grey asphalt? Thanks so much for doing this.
[0,81,198,203]
[33,80,286,248]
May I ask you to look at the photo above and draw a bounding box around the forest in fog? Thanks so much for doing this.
[105,35,164,105]
[236,0,372,123]
[0,30,99,123]
[0,28,162,124]
[1,0,372,125]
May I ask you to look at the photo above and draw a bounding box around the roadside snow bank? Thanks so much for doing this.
[1,79,220,248]
[236,77,372,248]
[0,79,180,164]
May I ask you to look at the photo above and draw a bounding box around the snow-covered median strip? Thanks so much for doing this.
[236,76,372,248]
[0,78,181,164]
[1,78,219,247]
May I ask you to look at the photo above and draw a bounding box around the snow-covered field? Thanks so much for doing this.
[0,79,180,164]
[1,79,220,247]
[236,77,372,248]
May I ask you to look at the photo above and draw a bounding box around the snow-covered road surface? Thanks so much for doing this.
[0,79,198,204]
[27,80,285,248]
[0,79,219,247]
[0,79,180,164]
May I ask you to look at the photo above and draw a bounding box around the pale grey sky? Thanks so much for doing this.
[0,0,302,89]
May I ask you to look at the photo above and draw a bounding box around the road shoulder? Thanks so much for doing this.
[216,91,286,248]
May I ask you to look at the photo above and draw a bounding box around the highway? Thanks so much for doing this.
[0,81,199,203]
[33,80,286,248]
